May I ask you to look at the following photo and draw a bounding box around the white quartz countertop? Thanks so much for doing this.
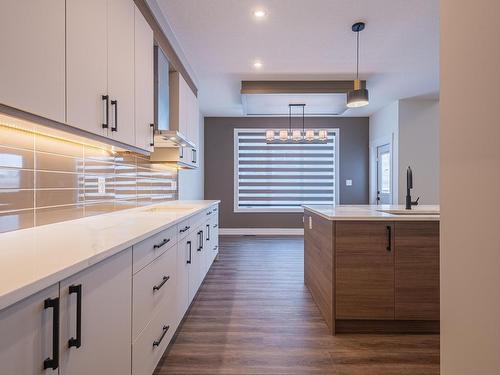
[303,204,440,221]
[0,200,219,311]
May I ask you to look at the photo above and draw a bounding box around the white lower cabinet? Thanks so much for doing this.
[0,284,59,375]
[59,248,132,375]
[0,204,219,375]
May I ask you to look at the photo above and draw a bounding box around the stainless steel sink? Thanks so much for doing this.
[377,209,440,216]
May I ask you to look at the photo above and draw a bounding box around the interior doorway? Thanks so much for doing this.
[376,143,392,204]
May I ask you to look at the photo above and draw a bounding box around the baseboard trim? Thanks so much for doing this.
[219,228,304,236]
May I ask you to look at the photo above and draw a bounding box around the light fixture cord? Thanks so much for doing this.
[356,30,360,80]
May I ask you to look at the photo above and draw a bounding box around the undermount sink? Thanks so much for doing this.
[377,209,440,216]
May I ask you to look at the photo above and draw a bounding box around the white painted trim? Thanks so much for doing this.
[369,134,394,204]
[219,228,304,236]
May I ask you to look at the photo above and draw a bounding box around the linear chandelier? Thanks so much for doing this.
[265,104,327,144]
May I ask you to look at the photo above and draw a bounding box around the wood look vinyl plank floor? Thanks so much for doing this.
[154,236,439,375]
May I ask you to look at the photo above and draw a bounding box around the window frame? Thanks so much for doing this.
[233,128,340,213]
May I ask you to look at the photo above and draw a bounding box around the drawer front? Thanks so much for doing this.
[133,244,177,339]
[132,299,177,375]
[133,225,177,274]
[177,218,191,240]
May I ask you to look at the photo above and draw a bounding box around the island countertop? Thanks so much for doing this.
[303,204,440,221]
[0,200,220,311]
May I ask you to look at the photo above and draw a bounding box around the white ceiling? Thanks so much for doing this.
[154,0,439,117]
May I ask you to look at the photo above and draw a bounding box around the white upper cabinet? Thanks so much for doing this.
[0,0,65,123]
[108,0,135,145]
[66,0,108,137]
[169,71,199,146]
[67,0,138,146]
[134,5,155,151]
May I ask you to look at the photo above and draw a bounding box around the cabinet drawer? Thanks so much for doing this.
[177,217,191,240]
[133,225,177,274]
[133,244,177,339]
[132,298,176,375]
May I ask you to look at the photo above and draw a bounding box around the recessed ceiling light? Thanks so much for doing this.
[253,60,263,69]
[253,9,267,18]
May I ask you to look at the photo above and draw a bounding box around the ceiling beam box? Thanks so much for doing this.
[241,80,366,95]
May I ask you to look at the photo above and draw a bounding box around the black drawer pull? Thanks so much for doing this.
[386,225,392,251]
[149,123,155,147]
[101,95,109,129]
[213,224,218,228]
[110,99,118,132]
[43,297,59,370]
[187,241,192,264]
[153,276,170,292]
[179,225,190,233]
[68,284,82,349]
[214,245,218,251]
[153,325,170,347]
[206,211,211,215]
[153,238,170,249]
[206,224,210,241]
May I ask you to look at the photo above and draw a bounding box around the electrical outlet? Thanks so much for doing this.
[97,177,106,194]
[346,179,353,186]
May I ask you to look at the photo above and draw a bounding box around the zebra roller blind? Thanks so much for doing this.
[234,129,337,211]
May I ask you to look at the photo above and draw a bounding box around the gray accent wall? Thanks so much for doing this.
[204,117,369,228]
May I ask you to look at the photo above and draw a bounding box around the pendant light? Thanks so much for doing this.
[266,104,327,144]
[347,22,369,108]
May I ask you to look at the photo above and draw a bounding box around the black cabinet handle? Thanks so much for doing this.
[152,325,170,347]
[187,241,192,264]
[192,149,197,163]
[200,230,204,250]
[153,276,170,292]
[197,230,203,251]
[149,123,155,147]
[206,211,211,216]
[68,284,82,349]
[206,224,210,241]
[179,225,190,233]
[43,297,59,370]
[154,238,170,249]
[214,245,218,251]
[102,95,109,129]
[111,100,118,132]
[213,224,218,228]
[386,225,392,251]
[179,147,184,159]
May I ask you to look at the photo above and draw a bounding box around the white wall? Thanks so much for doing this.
[369,101,399,204]
[398,99,439,204]
[441,0,500,374]
[178,112,204,199]
[369,99,439,204]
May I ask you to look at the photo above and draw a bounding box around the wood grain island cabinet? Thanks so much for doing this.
[304,206,439,334]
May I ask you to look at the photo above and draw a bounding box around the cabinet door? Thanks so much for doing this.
[189,228,203,302]
[395,222,440,320]
[176,234,191,322]
[0,0,65,122]
[134,5,154,151]
[59,249,132,375]
[0,284,59,375]
[108,0,135,145]
[335,222,395,320]
[66,0,108,136]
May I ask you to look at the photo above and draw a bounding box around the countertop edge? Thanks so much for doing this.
[0,200,220,311]
[303,205,440,221]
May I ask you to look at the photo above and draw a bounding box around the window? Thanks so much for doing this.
[380,152,391,193]
[234,128,339,212]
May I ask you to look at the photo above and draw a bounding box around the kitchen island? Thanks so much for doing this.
[303,204,439,335]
